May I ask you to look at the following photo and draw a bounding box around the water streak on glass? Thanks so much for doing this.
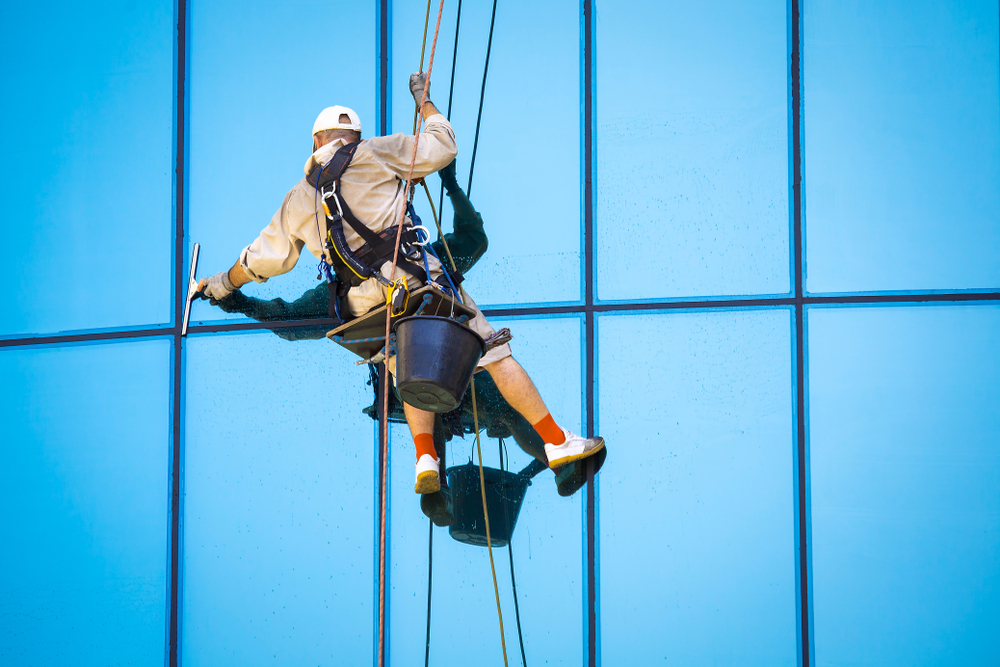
[387,315,584,666]
[805,0,1000,293]
[0,339,171,665]
[1,1,174,336]
[187,0,377,326]
[183,332,374,666]
[596,0,791,301]
[598,310,797,665]
[392,0,582,308]
[809,305,1000,666]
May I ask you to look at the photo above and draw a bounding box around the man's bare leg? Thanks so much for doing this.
[484,355,604,468]
[403,401,441,493]
[483,356,550,424]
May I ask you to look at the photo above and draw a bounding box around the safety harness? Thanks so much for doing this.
[307,142,430,287]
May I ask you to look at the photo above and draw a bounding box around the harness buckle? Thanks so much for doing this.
[322,189,344,217]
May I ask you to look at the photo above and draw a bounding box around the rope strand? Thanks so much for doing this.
[379,2,445,665]
[467,0,499,197]
[471,378,510,666]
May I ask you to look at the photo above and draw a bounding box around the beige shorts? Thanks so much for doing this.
[346,256,513,376]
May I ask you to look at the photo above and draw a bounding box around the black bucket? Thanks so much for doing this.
[447,463,528,547]
[393,315,486,413]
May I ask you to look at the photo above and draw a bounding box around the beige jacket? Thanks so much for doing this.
[239,114,458,282]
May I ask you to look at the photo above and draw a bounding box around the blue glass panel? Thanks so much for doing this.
[188,0,377,325]
[0,340,171,665]
[808,305,1000,666]
[392,0,581,307]
[387,315,583,666]
[0,2,174,336]
[182,331,374,665]
[596,1,791,301]
[805,1,1000,293]
[599,310,797,665]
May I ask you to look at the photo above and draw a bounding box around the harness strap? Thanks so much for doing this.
[307,142,428,286]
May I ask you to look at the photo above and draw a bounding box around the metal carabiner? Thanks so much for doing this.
[322,189,344,218]
[409,224,431,246]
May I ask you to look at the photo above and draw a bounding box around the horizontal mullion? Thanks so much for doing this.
[3,291,999,347]
[0,327,174,348]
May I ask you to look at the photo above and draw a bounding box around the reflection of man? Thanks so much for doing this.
[208,162,602,524]
[198,72,604,500]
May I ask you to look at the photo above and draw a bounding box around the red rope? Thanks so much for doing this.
[378,2,446,666]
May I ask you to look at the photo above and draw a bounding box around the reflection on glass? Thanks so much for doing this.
[392,0,581,307]
[387,316,585,667]
[599,310,797,665]
[0,339,171,664]
[188,0,376,325]
[805,0,1000,293]
[2,1,173,335]
[183,332,373,665]
[597,0,790,301]
[808,305,1000,665]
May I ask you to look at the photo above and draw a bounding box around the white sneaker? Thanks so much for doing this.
[544,429,606,469]
[414,454,441,494]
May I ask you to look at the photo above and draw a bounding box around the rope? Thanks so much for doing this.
[499,439,528,666]
[471,377,510,666]
[437,0,464,221]
[424,518,434,667]
[379,1,445,664]
[467,0,499,197]
[412,0,434,136]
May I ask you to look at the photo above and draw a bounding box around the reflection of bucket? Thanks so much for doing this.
[393,316,485,413]
[447,463,528,547]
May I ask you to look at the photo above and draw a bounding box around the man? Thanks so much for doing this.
[205,160,605,524]
[198,72,605,496]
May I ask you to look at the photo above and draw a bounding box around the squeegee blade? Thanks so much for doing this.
[181,242,200,337]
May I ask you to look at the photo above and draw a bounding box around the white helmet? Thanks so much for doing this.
[312,105,362,135]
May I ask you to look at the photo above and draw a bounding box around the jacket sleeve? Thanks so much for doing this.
[239,183,312,282]
[365,114,458,181]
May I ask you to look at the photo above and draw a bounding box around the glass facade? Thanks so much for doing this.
[2,2,998,667]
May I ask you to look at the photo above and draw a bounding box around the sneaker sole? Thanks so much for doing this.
[415,470,441,494]
[548,437,606,470]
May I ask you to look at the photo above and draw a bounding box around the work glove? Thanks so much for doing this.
[200,270,235,300]
[409,72,431,107]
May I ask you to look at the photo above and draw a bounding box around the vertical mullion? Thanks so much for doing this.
[169,0,188,665]
[790,0,811,665]
[583,1,598,667]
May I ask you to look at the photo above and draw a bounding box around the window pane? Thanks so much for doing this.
[599,310,797,665]
[597,0,791,301]
[387,315,583,666]
[183,332,374,665]
[808,305,1000,665]
[392,0,582,307]
[804,1,1000,293]
[0,339,171,665]
[1,2,174,336]
[187,0,377,325]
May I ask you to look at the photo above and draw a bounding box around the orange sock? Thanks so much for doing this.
[532,413,565,446]
[414,433,437,461]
